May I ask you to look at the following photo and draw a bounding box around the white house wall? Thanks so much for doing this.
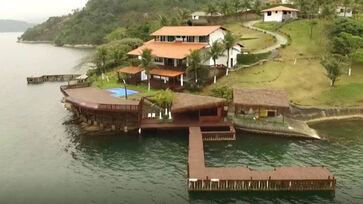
[336,6,352,17]
[264,11,283,22]
[202,45,242,68]
[209,29,226,45]
[264,11,298,22]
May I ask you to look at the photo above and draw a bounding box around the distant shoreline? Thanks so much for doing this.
[17,39,96,49]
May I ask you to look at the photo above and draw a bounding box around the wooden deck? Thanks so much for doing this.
[188,127,336,191]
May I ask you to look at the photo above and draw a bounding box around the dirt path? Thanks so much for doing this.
[243,20,288,54]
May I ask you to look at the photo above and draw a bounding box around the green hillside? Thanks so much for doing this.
[20,0,212,45]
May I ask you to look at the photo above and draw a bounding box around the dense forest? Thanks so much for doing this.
[20,0,211,45]
[20,0,362,45]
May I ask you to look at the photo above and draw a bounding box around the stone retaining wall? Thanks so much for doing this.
[289,104,363,121]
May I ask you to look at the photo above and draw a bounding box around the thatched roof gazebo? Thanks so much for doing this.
[171,93,226,113]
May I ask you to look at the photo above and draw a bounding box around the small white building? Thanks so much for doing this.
[191,11,221,20]
[336,6,353,17]
[262,6,299,22]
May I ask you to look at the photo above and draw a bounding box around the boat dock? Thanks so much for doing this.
[187,127,336,191]
[27,74,85,84]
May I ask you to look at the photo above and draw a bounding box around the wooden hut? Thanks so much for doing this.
[233,88,290,118]
[118,66,144,85]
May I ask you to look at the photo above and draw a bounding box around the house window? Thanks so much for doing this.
[167,36,175,42]
[199,36,209,43]
[267,11,272,16]
[155,57,163,63]
[187,36,195,42]
[160,36,166,42]
[288,11,291,14]
[275,11,278,13]
[283,11,287,14]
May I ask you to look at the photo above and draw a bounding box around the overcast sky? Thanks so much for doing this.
[0,0,88,23]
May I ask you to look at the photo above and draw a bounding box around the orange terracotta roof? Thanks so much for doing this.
[150,68,184,77]
[262,6,299,12]
[151,26,226,36]
[118,66,144,74]
[127,40,208,59]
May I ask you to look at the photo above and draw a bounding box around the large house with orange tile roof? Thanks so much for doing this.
[262,6,299,22]
[122,26,243,91]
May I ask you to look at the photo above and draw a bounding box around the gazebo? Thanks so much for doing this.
[233,88,290,118]
[118,66,144,85]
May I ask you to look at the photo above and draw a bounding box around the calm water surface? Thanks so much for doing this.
[1,33,363,204]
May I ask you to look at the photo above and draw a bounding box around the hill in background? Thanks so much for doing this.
[20,0,211,45]
[0,19,34,32]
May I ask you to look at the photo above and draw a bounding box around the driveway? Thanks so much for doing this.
[243,20,288,54]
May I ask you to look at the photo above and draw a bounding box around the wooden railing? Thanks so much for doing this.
[188,179,336,191]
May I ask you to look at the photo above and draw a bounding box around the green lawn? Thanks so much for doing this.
[223,21,276,52]
[204,19,363,107]
[254,22,281,31]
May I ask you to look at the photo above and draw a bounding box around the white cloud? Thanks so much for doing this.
[0,0,88,23]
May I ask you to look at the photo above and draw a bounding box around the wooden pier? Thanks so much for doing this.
[27,74,83,84]
[187,127,336,192]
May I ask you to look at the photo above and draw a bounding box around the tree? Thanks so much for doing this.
[321,55,345,87]
[152,89,174,109]
[177,9,191,25]
[186,50,203,83]
[94,46,108,74]
[219,0,231,16]
[253,0,262,13]
[222,31,239,76]
[231,0,242,14]
[241,0,251,18]
[140,49,155,91]
[206,41,225,83]
[206,2,218,16]
[309,20,318,39]
[159,15,169,26]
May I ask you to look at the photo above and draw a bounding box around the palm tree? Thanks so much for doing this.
[186,50,203,83]
[222,31,239,76]
[177,9,191,25]
[206,41,225,84]
[140,49,155,91]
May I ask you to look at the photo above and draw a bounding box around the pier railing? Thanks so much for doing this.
[188,179,336,191]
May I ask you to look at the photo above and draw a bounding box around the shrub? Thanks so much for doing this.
[237,52,270,65]
[210,86,233,104]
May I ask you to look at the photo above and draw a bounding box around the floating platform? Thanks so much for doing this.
[27,74,83,84]
[187,127,336,191]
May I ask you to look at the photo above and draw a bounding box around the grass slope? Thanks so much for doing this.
[204,19,363,107]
